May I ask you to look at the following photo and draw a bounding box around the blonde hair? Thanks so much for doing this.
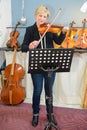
[35,5,50,18]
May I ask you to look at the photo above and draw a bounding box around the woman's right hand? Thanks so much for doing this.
[29,40,39,49]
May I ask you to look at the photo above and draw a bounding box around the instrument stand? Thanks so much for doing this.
[28,48,74,130]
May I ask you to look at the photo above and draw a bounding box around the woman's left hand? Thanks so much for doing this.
[62,26,69,34]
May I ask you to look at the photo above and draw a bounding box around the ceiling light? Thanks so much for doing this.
[80,1,87,13]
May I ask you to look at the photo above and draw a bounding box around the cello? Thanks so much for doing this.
[75,18,87,49]
[1,22,26,105]
[61,20,77,48]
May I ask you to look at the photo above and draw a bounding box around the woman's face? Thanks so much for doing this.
[36,13,48,27]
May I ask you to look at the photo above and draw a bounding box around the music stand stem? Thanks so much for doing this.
[40,67,59,130]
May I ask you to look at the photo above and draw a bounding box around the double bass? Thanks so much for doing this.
[1,22,26,105]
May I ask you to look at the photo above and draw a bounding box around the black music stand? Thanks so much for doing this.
[28,48,74,130]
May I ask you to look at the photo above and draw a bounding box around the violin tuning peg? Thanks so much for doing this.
[18,21,21,25]
[82,18,87,23]
[72,20,76,24]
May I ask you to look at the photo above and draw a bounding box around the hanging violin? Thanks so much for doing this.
[1,22,26,105]
[61,20,77,48]
[6,21,20,48]
[75,18,87,49]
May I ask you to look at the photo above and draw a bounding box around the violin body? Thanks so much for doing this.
[7,30,20,48]
[10,30,20,38]
[66,29,77,39]
[1,63,25,105]
[62,36,75,48]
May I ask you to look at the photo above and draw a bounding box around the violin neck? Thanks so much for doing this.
[68,22,75,37]
[82,23,86,34]
[10,47,17,76]
[81,19,87,35]
[12,21,20,36]
[12,29,16,36]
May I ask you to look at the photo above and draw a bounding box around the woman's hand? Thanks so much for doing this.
[62,26,69,34]
[29,40,39,49]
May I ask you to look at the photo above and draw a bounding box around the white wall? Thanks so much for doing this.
[0,0,11,69]
[0,0,12,47]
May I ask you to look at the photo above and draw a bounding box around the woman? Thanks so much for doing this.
[21,5,68,127]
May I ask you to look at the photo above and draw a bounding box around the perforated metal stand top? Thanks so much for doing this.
[28,48,73,73]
